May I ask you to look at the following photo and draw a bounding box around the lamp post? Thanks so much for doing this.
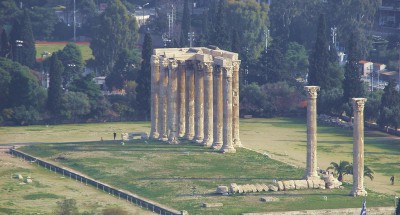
[73,0,76,41]
[66,63,76,88]
[142,3,149,26]
[188,32,194,47]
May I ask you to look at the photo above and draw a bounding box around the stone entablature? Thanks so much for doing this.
[150,47,241,153]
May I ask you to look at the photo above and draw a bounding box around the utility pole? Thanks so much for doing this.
[264,29,269,53]
[73,0,76,42]
[331,26,337,51]
[188,32,194,47]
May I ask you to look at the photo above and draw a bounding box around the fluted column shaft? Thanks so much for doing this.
[168,60,179,143]
[150,55,160,139]
[194,62,204,143]
[184,61,195,140]
[212,66,223,149]
[304,86,320,180]
[232,61,242,147]
[158,59,169,141]
[220,66,236,153]
[178,62,186,138]
[351,98,368,197]
[202,62,214,146]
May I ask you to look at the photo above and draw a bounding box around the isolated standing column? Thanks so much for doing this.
[168,60,179,144]
[158,59,169,141]
[350,98,368,197]
[177,61,186,138]
[184,61,195,140]
[211,66,223,149]
[220,66,236,153]
[232,60,242,147]
[304,86,320,180]
[194,62,204,143]
[150,55,160,139]
[202,62,214,147]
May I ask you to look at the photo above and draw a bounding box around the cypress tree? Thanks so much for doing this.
[308,14,330,89]
[377,79,400,129]
[343,32,364,103]
[10,9,36,68]
[136,32,152,119]
[179,0,191,47]
[212,0,228,49]
[0,29,11,58]
[47,53,63,116]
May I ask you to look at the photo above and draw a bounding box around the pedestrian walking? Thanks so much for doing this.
[390,175,394,185]
[113,132,116,140]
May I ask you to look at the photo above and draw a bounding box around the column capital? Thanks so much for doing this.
[161,58,169,68]
[222,66,233,78]
[352,98,367,112]
[169,59,179,70]
[185,60,195,70]
[232,60,241,71]
[304,86,320,99]
[202,61,213,73]
[151,55,159,65]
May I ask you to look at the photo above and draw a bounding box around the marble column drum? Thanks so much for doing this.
[167,60,179,144]
[177,61,186,138]
[184,61,195,140]
[202,62,214,147]
[158,59,169,141]
[150,55,160,139]
[304,86,320,180]
[350,98,368,197]
[211,66,223,149]
[232,60,242,147]
[193,62,204,144]
[220,66,236,153]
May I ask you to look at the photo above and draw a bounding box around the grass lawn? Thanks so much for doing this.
[35,42,93,61]
[18,140,395,214]
[0,150,152,215]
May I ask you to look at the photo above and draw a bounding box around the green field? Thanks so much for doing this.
[18,140,394,214]
[35,42,93,61]
[0,118,399,214]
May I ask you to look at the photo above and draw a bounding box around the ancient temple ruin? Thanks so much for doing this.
[149,47,241,153]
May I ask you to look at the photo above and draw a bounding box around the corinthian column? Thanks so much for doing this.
[177,61,186,138]
[202,62,214,147]
[350,98,368,197]
[304,86,320,180]
[194,62,204,143]
[168,60,179,144]
[211,66,223,149]
[184,61,195,140]
[150,55,160,139]
[158,59,169,141]
[220,66,236,153]
[232,60,242,147]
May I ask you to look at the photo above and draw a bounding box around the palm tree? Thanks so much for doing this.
[326,161,351,182]
[347,164,374,181]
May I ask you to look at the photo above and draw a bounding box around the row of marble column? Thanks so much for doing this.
[149,56,242,153]
[304,86,367,196]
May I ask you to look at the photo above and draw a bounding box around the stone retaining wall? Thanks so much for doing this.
[9,149,185,215]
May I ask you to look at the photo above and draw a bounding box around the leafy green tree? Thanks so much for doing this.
[285,42,309,80]
[377,79,400,129]
[61,91,90,122]
[90,0,139,75]
[239,83,271,117]
[28,6,58,40]
[256,40,289,84]
[0,29,12,58]
[179,0,191,47]
[0,0,19,26]
[102,208,128,215]
[365,90,382,122]
[47,53,64,115]
[211,0,229,49]
[227,0,269,62]
[58,43,84,88]
[10,9,36,68]
[0,66,11,110]
[54,199,79,215]
[105,49,139,90]
[12,105,40,125]
[326,161,351,182]
[136,32,152,118]
[343,32,364,107]
[262,81,303,116]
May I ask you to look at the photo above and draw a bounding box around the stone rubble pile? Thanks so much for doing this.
[216,178,342,194]
[317,114,352,129]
